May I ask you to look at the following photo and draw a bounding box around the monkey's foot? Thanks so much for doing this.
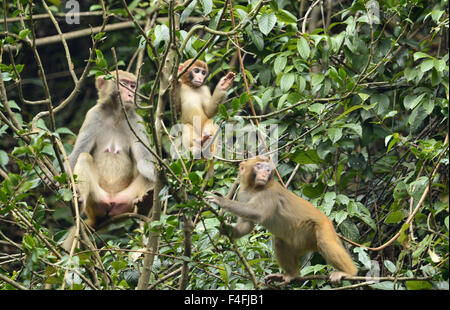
[200,133,212,145]
[264,273,296,286]
[329,271,348,284]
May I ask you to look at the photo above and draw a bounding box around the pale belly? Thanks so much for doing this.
[180,102,208,126]
[94,150,134,193]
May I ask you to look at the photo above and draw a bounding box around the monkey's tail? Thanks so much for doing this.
[315,223,357,276]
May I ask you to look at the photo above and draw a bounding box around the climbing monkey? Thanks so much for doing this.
[207,156,357,285]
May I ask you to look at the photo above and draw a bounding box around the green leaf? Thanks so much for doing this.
[369,281,397,290]
[18,29,31,40]
[274,55,287,75]
[23,234,35,251]
[384,210,404,224]
[420,59,435,73]
[297,37,310,59]
[280,73,295,92]
[384,260,396,273]
[275,9,297,24]
[154,24,170,47]
[407,176,429,201]
[334,210,348,226]
[434,58,446,72]
[47,0,61,6]
[123,269,139,287]
[405,281,432,290]
[62,188,73,202]
[339,220,360,241]
[337,194,350,206]
[258,12,277,36]
[180,0,197,23]
[308,103,325,114]
[354,247,371,269]
[293,149,323,165]
[413,52,432,61]
[358,93,370,102]
[403,93,426,110]
[327,127,342,144]
[0,150,9,167]
[342,123,362,137]
[188,171,202,185]
[311,73,324,86]
[404,67,416,81]
[55,127,76,136]
[333,105,363,123]
[111,260,128,272]
[199,0,212,15]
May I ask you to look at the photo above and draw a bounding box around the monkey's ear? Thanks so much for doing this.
[258,155,270,162]
[96,76,106,90]
[239,162,246,175]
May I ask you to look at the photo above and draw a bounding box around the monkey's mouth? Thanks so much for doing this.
[122,99,134,105]
[255,178,268,186]
[191,80,203,87]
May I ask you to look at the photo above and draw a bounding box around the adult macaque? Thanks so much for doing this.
[206,156,357,285]
[63,70,155,251]
[177,59,235,157]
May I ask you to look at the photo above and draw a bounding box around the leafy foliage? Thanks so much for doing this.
[0,0,448,290]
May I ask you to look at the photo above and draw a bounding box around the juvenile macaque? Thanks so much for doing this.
[207,156,357,285]
[63,70,155,251]
[177,59,235,157]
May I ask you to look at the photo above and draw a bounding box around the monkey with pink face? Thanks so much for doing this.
[63,70,155,251]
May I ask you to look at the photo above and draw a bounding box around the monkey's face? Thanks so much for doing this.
[253,162,273,186]
[119,78,137,105]
[190,67,207,88]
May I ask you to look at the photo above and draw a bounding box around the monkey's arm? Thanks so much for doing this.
[203,87,225,118]
[206,195,263,222]
[203,72,236,118]
[131,121,156,182]
[68,110,98,170]
[232,218,255,239]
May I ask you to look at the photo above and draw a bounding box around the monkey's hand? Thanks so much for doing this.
[219,222,233,235]
[329,271,348,284]
[265,273,296,286]
[205,194,222,206]
[219,72,236,90]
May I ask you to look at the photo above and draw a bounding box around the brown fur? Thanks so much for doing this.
[180,59,208,87]
[207,156,357,285]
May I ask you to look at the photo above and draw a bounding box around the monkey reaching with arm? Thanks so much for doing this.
[176,59,235,157]
[207,156,357,285]
[63,70,156,251]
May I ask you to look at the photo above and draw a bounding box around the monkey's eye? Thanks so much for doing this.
[129,82,137,89]
[201,70,206,75]
[193,68,200,74]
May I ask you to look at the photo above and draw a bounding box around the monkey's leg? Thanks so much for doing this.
[73,153,111,222]
[265,237,301,285]
[108,175,151,217]
[201,120,218,153]
[315,223,357,283]
[182,123,202,159]
[63,153,111,251]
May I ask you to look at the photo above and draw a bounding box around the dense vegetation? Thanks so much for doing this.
[0,0,448,290]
